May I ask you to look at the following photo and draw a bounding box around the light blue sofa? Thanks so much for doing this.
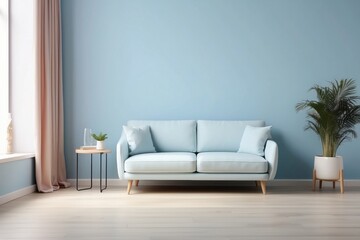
[117,120,278,194]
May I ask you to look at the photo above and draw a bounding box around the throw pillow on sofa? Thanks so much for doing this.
[123,125,156,155]
[238,125,272,156]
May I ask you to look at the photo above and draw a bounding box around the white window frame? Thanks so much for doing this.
[0,0,9,154]
[0,0,9,115]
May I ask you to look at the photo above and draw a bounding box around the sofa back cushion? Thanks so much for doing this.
[127,120,197,152]
[197,120,265,152]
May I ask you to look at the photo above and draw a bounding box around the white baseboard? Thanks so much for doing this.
[67,179,360,187]
[0,185,37,205]
[68,179,124,187]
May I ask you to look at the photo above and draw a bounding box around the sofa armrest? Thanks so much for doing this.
[265,140,278,180]
[116,131,129,179]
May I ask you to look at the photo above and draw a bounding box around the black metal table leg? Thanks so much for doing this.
[90,153,93,188]
[105,153,108,189]
[76,152,93,191]
[100,153,102,192]
[100,153,108,192]
[76,153,78,190]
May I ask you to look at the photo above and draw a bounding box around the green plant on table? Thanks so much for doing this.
[91,132,108,141]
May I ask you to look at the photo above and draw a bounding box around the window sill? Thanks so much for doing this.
[0,153,35,164]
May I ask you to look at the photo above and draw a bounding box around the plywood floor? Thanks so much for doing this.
[1,183,360,240]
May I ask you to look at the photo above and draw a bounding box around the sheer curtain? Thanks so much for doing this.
[35,0,70,192]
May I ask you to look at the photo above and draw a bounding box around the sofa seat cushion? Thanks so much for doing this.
[125,152,196,173]
[197,152,268,173]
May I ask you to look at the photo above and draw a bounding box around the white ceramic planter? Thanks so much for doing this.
[314,156,343,180]
[96,141,105,150]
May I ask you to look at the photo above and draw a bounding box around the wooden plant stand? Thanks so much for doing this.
[312,169,344,194]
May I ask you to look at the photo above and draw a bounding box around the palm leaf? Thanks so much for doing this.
[296,79,360,157]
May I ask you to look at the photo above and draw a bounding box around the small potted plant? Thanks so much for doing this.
[91,132,108,150]
[296,79,360,193]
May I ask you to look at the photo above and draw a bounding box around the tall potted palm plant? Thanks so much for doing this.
[296,79,360,193]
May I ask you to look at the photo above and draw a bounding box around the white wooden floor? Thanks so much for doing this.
[1,183,360,240]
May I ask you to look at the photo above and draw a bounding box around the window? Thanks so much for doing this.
[0,0,9,153]
[0,0,35,155]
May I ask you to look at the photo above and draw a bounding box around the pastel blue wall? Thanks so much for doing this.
[61,0,360,179]
[0,158,35,196]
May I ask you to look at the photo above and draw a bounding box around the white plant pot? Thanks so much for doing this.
[314,156,343,180]
[96,141,105,150]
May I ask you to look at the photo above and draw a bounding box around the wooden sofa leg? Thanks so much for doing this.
[260,181,266,194]
[135,180,139,187]
[127,180,133,195]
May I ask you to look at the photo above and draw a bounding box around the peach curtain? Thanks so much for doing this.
[35,0,70,192]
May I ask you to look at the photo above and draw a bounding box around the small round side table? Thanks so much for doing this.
[75,148,111,192]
